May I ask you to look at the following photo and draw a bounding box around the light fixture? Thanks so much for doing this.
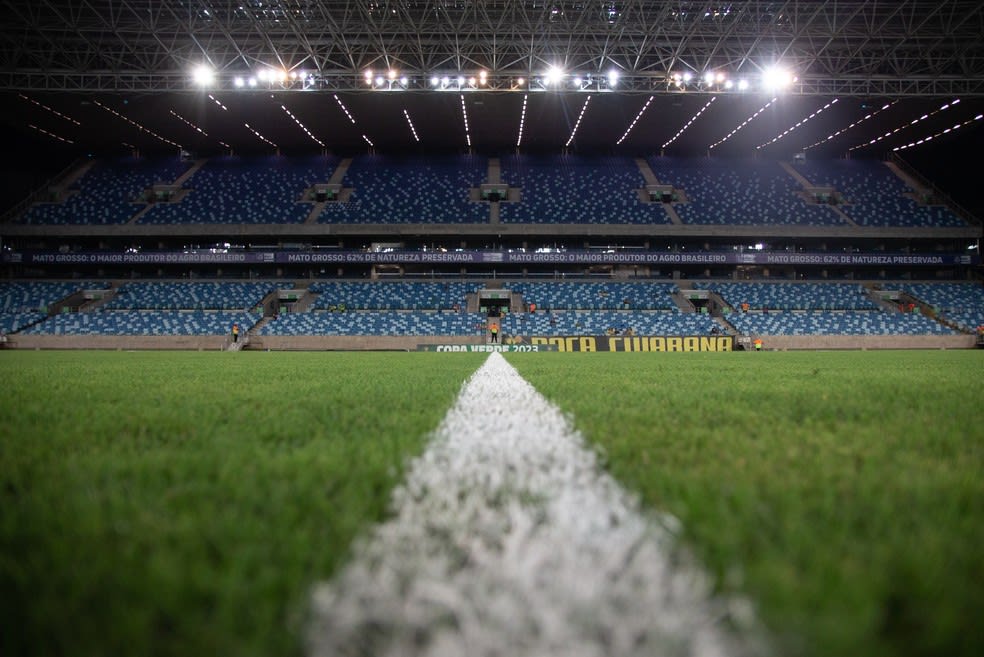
[192,64,215,87]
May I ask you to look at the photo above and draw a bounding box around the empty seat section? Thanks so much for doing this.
[507,282,678,310]
[696,282,878,310]
[106,281,283,310]
[19,157,190,225]
[258,311,487,336]
[895,282,984,331]
[498,155,669,224]
[646,157,841,226]
[140,156,336,224]
[501,310,717,335]
[25,311,261,336]
[319,155,487,223]
[309,281,477,310]
[791,159,964,227]
[729,311,955,335]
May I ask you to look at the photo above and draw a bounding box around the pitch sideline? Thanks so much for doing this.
[308,352,756,657]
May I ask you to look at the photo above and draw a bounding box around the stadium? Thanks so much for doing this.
[1,2,983,657]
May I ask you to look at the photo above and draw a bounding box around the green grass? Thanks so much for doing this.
[0,351,484,657]
[507,350,984,657]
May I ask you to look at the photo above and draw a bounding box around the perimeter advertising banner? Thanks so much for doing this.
[523,335,735,352]
[417,344,557,352]
[3,249,978,267]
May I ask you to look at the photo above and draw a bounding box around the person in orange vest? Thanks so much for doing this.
[753,337,763,351]
[231,323,240,343]
[490,323,499,343]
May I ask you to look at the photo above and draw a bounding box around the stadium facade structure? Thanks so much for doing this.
[0,1,982,349]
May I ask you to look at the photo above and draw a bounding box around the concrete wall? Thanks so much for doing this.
[247,335,486,351]
[754,335,976,350]
[8,336,228,350]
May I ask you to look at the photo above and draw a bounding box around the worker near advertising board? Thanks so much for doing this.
[490,323,499,343]
[753,337,763,351]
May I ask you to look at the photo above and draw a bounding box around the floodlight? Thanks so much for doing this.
[683,72,693,82]
[400,76,408,86]
[762,66,793,90]
[608,70,619,86]
[192,65,215,86]
[248,77,257,87]
[441,76,450,87]
[738,79,749,91]
[375,76,384,86]
[457,76,465,86]
[468,77,476,86]
[387,69,397,80]
[233,77,244,88]
[516,77,526,87]
[430,76,440,86]
[703,72,715,84]
[544,66,565,85]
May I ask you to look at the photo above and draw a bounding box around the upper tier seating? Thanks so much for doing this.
[20,158,190,225]
[729,310,955,335]
[139,156,336,224]
[791,159,965,228]
[891,282,984,331]
[646,157,843,226]
[505,282,678,310]
[500,310,718,336]
[319,155,488,223]
[105,281,284,310]
[498,155,670,224]
[258,311,487,336]
[24,311,260,336]
[695,282,878,310]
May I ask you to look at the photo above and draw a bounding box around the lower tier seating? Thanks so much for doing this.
[24,311,260,336]
[728,311,955,336]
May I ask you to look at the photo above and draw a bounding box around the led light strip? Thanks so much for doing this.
[403,109,420,142]
[516,94,528,147]
[616,95,654,145]
[848,99,960,152]
[19,94,81,125]
[708,97,776,150]
[894,113,984,152]
[756,98,838,149]
[460,95,471,147]
[243,122,277,148]
[565,96,591,147]
[282,105,325,147]
[207,94,228,111]
[28,123,73,144]
[94,100,181,148]
[169,110,209,136]
[803,101,897,151]
[662,97,716,149]
[362,134,374,147]
[334,95,357,124]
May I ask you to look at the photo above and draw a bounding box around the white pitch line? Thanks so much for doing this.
[308,352,759,657]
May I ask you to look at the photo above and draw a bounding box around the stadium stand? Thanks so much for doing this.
[309,281,477,310]
[498,155,670,224]
[258,311,487,336]
[891,282,984,331]
[19,157,190,225]
[728,310,956,336]
[500,310,718,336]
[695,282,879,310]
[105,281,284,310]
[646,157,843,225]
[139,155,336,224]
[24,311,261,336]
[505,281,678,310]
[0,281,93,312]
[791,159,965,228]
[319,155,488,223]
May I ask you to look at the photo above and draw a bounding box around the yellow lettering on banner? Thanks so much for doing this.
[651,337,666,352]
[550,337,567,351]
[531,337,548,346]
[579,337,597,352]
[700,337,715,351]
[607,337,621,351]
[683,337,699,352]
[718,336,733,351]
[667,337,683,352]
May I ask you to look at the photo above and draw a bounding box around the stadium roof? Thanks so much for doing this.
[1,1,983,214]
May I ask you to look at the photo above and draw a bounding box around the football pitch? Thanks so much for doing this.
[1,350,982,657]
